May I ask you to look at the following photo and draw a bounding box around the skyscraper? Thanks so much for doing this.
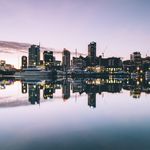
[28,45,40,67]
[43,51,54,70]
[88,41,96,66]
[62,48,70,71]
[130,52,142,64]
[21,56,27,69]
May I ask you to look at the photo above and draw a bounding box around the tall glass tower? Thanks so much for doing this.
[28,45,40,67]
[88,41,96,66]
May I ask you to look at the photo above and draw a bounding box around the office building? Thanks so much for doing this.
[88,42,96,66]
[130,52,142,64]
[21,56,27,69]
[28,45,40,67]
[62,49,70,71]
[43,51,54,70]
[72,56,86,69]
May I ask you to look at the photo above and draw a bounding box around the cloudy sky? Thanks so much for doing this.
[0,0,150,66]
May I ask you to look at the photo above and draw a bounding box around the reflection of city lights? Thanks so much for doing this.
[90,106,95,109]
[140,70,143,73]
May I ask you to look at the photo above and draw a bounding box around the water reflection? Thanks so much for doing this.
[0,77,150,108]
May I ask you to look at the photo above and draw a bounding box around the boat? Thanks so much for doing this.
[15,67,56,79]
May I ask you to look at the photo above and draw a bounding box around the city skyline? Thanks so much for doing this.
[0,40,150,69]
[1,1,150,149]
[0,0,150,67]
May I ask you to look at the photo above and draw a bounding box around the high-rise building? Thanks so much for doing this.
[28,45,40,67]
[0,60,6,66]
[88,41,96,66]
[21,56,27,69]
[43,51,54,69]
[72,56,86,69]
[130,52,142,64]
[62,49,70,71]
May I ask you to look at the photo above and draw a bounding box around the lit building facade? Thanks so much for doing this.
[28,45,40,67]
[43,51,54,70]
[88,42,96,66]
[130,52,142,64]
[21,56,27,69]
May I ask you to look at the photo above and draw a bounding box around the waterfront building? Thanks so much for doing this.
[28,45,40,67]
[43,51,54,70]
[0,60,6,66]
[62,49,70,71]
[71,56,86,69]
[88,41,96,66]
[130,52,142,64]
[21,56,27,69]
[100,57,123,73]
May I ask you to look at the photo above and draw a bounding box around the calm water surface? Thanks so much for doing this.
[0,78,150,150]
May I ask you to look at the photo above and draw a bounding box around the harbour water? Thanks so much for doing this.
[0,78,150,150]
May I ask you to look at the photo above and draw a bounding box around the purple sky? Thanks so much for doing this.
[0,0,150,62]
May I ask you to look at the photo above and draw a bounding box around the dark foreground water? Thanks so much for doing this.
[0,78,150,150]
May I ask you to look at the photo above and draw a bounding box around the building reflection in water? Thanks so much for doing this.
[43,81,55,99]
[28,83,40,105]
[62,80,70,100]
[0,79,14,89]
[88,93,96,108]
[3,77,148,107]
[22,82,27,94]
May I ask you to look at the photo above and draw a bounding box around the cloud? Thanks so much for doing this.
[0,40,86,55]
